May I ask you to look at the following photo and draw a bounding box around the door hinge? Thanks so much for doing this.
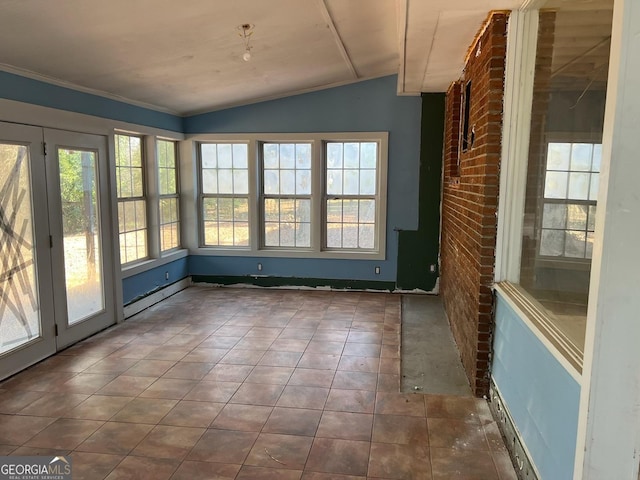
[49,235,53,248]
[43,141,47,156]
[54,324,58,336]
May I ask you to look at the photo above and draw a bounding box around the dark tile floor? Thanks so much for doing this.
[0,287,517,479]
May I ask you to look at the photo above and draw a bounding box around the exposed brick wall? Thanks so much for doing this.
[440,12,508,397]
[444,82,462,179]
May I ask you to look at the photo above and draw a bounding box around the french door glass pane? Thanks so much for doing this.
[58,148,105,325]
[0,143,41,354]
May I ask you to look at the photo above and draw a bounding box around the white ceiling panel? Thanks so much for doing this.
[0,0,526,115]
[421,10,493,92]
[399,0,522,95]
[324,0,398,78]
[401,8,439,94]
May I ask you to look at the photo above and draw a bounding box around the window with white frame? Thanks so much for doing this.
[261,143,312,248]
[325,141,378,250]
[157,139,180,252]
[540,142,600,260]
[200,143,250,246]
[196,133,387,258]
[115,134,147,264]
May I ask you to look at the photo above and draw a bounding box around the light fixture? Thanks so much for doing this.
[238,23,254,62]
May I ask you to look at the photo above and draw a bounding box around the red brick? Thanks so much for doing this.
[441,12,508,397]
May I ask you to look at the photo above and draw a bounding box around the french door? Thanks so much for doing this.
[44,128,115,348]
[0,122,116,379]
[0,123,56,379]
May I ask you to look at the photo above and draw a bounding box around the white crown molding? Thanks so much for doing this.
[0,63,181,116]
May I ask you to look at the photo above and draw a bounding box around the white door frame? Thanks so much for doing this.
[44,128,116,349]
[0,122,56,379]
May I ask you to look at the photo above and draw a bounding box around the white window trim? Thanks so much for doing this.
[496,9,604,278]
[198,140,253,249]
[494,283,582,380]
[259,141,314,250]
[115,133,150,266]
[182,132,388,260]
[156,138,182,254]
[117,131,187,274]
[495,9,539,283]
[323,140,380,253]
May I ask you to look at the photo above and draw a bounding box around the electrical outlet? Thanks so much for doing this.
[165,271,169,280]
[375,266,380,275]
[257,263,263,271]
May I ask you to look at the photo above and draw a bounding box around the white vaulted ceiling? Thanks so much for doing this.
[0,0,523,115]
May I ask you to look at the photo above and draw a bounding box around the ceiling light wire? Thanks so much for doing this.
[238,23,254,62]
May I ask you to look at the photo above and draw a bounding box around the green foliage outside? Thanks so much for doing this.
[59,149,97,236]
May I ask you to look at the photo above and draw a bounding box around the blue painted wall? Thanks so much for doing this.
[122,258,189,305]
[2,70,427,297]
[188,255,395,283]
[185,75,424,283]
[0,70,185,306]
[492,293,580,480]
[0,70,183,132]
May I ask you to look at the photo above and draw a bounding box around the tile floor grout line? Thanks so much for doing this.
[0,287,515,479]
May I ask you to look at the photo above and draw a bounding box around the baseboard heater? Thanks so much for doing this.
[489,378,540,480]
[123,277,191,319]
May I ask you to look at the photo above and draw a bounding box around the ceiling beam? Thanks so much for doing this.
[317,0,358,80]
[552,36,611,77]
[420,13,440,91]
[519,0,547,10]
[395,0,408,94]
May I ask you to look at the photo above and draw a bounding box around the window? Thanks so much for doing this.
[539,142,600,259]
[498,1,612,359]
[200,143,249,246]
[325,141,377,250]
[461,81,472,152]
[115,134,147,264]
[196,133,388,258]
[157,139,180,252]
[261,143,312,248]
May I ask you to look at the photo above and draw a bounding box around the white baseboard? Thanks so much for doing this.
[123,277,191,319]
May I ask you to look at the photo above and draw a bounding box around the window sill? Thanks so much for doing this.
[494,281,583,381]
[121,249,189,278]
[535,257,591,271]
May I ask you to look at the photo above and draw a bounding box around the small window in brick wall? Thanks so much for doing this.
[461,80,473,152]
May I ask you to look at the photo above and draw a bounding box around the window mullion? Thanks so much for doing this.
[248,140,259,251]
[313,139,323,252]
[144,136,160,259]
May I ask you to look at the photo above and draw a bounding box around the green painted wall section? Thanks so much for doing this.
[396,93,445,291]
